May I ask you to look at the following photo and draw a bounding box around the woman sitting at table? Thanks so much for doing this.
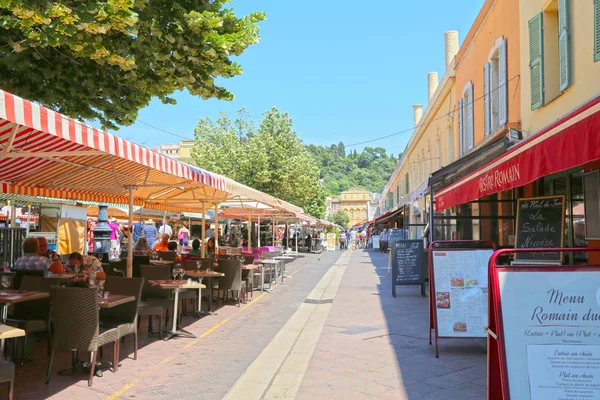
[152,233,170,252]
[189,239,202,255]
[132,237,152,256]
[167,241,181,263]
[68,252,106,280]
[206,237,216,258]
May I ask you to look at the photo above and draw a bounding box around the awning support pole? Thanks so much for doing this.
[127,187,134,277]
[257,216,261,248]
[214,203,219,251]
[201,202,206,256]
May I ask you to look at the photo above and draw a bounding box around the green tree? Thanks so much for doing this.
[0,1,265,129]
[191,107,327,218]
[331,209,350,228]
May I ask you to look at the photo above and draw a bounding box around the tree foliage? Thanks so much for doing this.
[307,143,398,195]
[330,209,349,228]
[0,1,265,129]
[192,107,328,218]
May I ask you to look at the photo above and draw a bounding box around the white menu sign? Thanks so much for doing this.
[432,249,493,338]
[498,270,600,400]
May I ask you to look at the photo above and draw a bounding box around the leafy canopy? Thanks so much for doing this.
[330,209,350,228]
[192,107,328,218]
[0,1,265,129]
[307,143,399,195]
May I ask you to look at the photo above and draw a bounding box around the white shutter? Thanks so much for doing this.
[467,83,474,150]
[483,62,491,137]
[498,38,508,125]
[458,98,464,156]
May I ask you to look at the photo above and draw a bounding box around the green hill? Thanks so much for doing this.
[307,142,399,196]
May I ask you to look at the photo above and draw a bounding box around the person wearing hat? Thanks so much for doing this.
[109,217,120,256]
[142,219,158,248]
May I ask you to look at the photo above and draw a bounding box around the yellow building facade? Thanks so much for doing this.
[339,188,370,227]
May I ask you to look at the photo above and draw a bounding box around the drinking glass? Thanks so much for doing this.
[178,268,185,280]
[172,269,178,281]
[97,280,105,297]
[97,253,104,262]
[196,261,201,271]
[73,264,81,274]
[0,275,11,295]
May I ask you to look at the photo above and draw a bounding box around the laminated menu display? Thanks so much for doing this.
[491,268,600,400]
[431,249,493,338]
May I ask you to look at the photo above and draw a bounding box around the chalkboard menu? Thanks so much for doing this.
[391,240,424,297]
[389,228,407,243]
[515,195,565,263]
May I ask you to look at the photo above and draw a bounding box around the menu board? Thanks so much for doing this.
[431,249,493,338]
[372,235,380,249]
[496,270,600,400]
[389,228,406,243]
[392,240,424,286]
[326,233,337,251]
[515,195,565,263]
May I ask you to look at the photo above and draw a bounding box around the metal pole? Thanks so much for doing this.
[25,204,31,236]
[247,220,251,251]
[295,221,298,252]
[214,203,219,251]
[201,202,206,256]
[127,187,134,277]
[285,221,288,249]
[257,216,261,248]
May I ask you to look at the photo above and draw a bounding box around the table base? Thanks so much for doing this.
[163,329,196,341]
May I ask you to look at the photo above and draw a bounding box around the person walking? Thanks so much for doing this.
[177,224,190,246]
[143,219,158,248]
[109,217,120,256]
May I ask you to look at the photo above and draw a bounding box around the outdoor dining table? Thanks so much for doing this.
[182,271,224,315]
[0,323,25,359]
[148,280,206,340]
[149,260,174,266]
[272,256,294,280]
[258,259,281,292]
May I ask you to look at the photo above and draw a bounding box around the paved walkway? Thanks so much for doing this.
[296,249,487,400]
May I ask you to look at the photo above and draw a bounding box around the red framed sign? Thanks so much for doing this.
[487,248,600,400]
[428,240,496,358]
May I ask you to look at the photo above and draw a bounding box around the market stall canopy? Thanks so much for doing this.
[0,89,291,212]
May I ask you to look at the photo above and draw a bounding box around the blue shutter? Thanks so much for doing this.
[483,62,491,137]
[467,83,474,150]
[498,38,508,125]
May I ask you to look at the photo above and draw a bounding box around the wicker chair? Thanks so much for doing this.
[46,286,119,387]
[0,360,14,400]
[216,259,243,306]
[105,259,126,277]
[156,251,177,262]
[132,256,150,278]
[139,266,173,337]
[100,277,144,365]
[12,270,44,290]
[6,276,52,365]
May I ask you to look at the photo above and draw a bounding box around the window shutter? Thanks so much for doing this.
[558,0,570,91]
[528,13,544,110]
[458,98,464,156]
[467,83,474,150]
[498,38,508,125]
[483,62,491,137]
[405,173,409,194]
[595,0,600,62]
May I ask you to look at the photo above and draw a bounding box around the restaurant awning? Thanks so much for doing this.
[435,95,600,211]
[374,206,404,225]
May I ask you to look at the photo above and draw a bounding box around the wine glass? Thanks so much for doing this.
[196,261,201,271]
[97,253,104,262]
[0,275,11,295]
[178,268,185,280]
[172,268,178,281]
[73,264,81,274]
[97,279,105,297]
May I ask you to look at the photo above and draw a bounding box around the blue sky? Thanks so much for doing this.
[108,0,484,157]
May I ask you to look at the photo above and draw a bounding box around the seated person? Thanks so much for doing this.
[37,236,63,274]
[230,234,240,247]
[167,241,181,263]
[189,239,202,255]
[13,237,53,277]
[152,233,170,252]
[67,252,106,280]
[132,237,152,256]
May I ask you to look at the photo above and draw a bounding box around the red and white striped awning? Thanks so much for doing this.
[0,89,304,214]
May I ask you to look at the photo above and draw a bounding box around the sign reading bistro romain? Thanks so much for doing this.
[494,269,600,400]
[515,195,566,263]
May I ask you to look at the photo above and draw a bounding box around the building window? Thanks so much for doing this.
[484,38,508,136]
[459,81,474,156]
[528,0,570,110]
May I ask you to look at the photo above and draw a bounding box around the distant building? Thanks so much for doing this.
[155,143,181,158]
[154,140,194,164]
[326,197,340,218]
[339,188,370,227]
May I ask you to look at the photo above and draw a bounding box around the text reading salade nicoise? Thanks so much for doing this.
[531,289,600,323]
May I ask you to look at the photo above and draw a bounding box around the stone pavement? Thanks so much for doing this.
[10,251,342,400]
[296,249,487,400]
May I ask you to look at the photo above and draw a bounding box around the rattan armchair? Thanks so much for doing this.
[216,259,243,306]
[0,360,14,400]
[46,286,119,386]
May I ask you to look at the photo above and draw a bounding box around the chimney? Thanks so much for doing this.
[412,104,423,128]
[428,72,439,101]
[444,30,459,67]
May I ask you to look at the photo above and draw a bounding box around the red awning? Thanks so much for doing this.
[435,95,600,211]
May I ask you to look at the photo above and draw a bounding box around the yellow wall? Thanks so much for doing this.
[340,188,369,225]
[520,0,600,136]
[454,0,521,155]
